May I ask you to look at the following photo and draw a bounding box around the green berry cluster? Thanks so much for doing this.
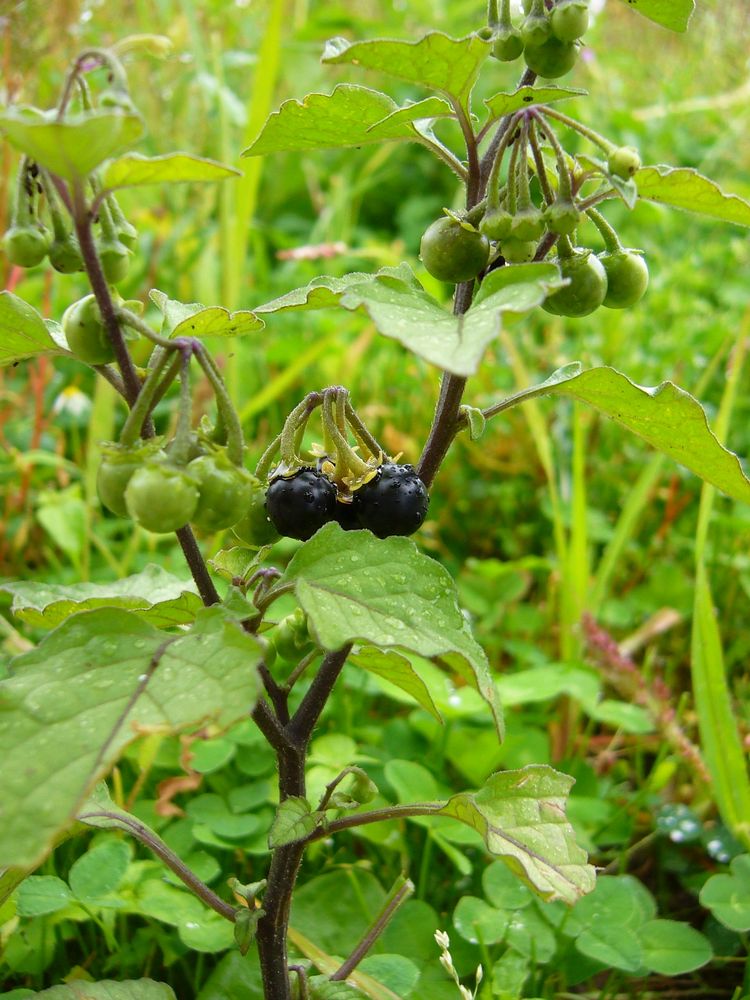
[2,71,138,282]
[418,103,648,319]
[489,0,590,78]
[97,438,258,536]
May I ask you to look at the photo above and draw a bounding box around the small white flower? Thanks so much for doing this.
[52,386,91,419]
[434,929,450,949]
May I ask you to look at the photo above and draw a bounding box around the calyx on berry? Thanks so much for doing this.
[489,0,524,62]
[2,157,50,267]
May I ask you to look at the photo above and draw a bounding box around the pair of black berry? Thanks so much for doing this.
[265,463,429,542]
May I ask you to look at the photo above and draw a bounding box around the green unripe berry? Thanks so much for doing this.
[551,0,590,42]
[188,452,255,533]
[607,146,642,179]
[543,200,581,236]
[543,248,608,317]
[98,239,131,284]
[97,440,166,517]
[599,250,649,309]
[49,233,84,273]
[233,481,281,547]
[521,11,551,47]
[492,26,525,62]
[510,207,546,242]
[125,462,199,533]
[2,224,50,267]
[500,238,537,264]
[480,206,514,241]
[420,216,490,283]
[62,294,115,365]
[524,36,578,78]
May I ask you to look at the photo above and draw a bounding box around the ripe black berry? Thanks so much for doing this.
[334,495,361,531]
[356,464,429,538]
[265,468,336,541]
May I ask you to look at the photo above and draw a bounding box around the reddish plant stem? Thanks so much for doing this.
[71,181,142,405]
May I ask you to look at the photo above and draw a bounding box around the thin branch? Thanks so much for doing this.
[79,809,236,922]
[479,67,537,191]
[71,181,142,405]
[175,525,221,606]
[286,645,352,745]
[331,877,414,981]
[259,662,290,724]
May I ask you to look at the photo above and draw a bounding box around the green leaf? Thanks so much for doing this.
[453,895,508,945]
[308,979,364,1000]
[69,839,131,902]
[242,86,448,157]
[178,909,235,953]
[101,152,241,191]
[437,765,595,903]
[208,547,268,584]
[148,289,264,338]
[519,366,750,505]
[638,919,712,975]
[16,875,73,917]
[1,564,202,629]
[253,265,413,315]
[0,607,262,868]
[635,165,750,227]
[257,263,563,376]
[342,262,563,375]
[357,957,419,1000]
[460,406,486,441]
[366,97,454,136]
[268,797,321,848]
[0,292,62,367]
[692,569,750,839]
[349,646,442,722]
[576,923,644,973]
[322,32,491,109]
[28,981,176,999]
[274,522,502,738]
[482,859,533,910]
[484,85,587,121]
[186,793,261,839]
[699,854,750,931]
[617,0,695,32]
[0,107,145,181]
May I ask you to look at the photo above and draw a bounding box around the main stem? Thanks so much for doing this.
[418,70,537,486]
[256,645,352,999]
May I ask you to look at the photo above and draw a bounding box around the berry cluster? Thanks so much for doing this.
[2,158,135,281]
[419,100,648,319]
[98,440,257,535]
[263,463,429,542]
[234,388,430,546]
[489,0,590,78]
